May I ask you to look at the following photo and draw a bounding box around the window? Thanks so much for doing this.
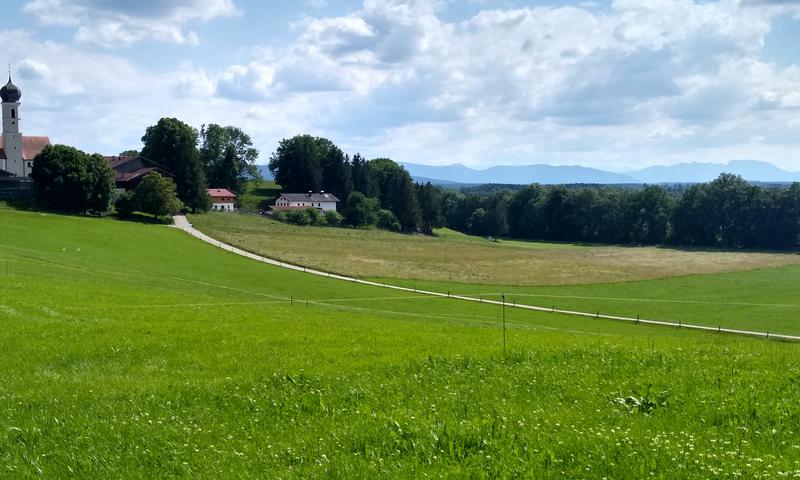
[10,109,15,119]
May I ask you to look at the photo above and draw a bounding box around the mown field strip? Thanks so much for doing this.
[458,292,800,308]
[175,216,800,342]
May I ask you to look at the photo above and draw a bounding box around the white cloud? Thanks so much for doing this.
[11,0,800,170]
[23,0,239,47]
[17,58,53,80]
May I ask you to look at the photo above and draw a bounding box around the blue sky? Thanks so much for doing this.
[4,0,800,170]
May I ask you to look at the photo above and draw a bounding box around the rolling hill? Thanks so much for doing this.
[4,205,800,477]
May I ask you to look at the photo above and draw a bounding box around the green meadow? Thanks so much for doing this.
[191,212,800,335]
[380,266,800,336]
[188,212,800,286]
[3,205,800,478]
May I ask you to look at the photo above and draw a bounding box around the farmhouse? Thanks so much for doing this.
[104,155,170,191]
[0,74,51,178]
[207,188,237,212]
[273,191,339,213]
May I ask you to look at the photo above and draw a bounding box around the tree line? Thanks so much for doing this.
[445,175,800,249]
[29,117,260,218]
[270,134,800,249]
[269,135,438,233]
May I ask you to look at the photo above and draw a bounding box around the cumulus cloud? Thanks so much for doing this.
[23,0,239,47]
[11,0,800,170]
[17,58,53,80]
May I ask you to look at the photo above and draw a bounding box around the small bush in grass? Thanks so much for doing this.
[114,191,137,218]
[273,210,287,222]
[285,209,311,225]
[377,209,401,232]
[307,208,327,227]
[283,208,327,226]
[324,210,343,227]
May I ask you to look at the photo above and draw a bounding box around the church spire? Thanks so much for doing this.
[0,68,21,103]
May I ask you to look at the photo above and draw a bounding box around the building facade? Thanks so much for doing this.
[272,192,340,214]
[207,188,237,212]
[0,75,50,178]
[104,155,170,192]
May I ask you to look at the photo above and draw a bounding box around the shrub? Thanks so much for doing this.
[324,210,343,227]
[133,172,184,218]
[115,191,137,218]
[344,191,379,228]
[377,209,401,232]
[307,208,327,227]
[286,209,312,226]
[273,211,288,222]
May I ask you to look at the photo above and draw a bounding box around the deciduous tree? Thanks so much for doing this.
[141,118,209,212]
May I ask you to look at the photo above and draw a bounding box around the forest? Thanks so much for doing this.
[270,134,800,250]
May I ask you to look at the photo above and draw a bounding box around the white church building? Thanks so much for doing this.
[0,74,50,178]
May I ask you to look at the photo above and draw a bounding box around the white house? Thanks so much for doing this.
[272,191,340,214]
[207,188,236,212]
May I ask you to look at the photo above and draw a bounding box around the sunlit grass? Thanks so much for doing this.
[2,206,800,478]
[189,211,800,286]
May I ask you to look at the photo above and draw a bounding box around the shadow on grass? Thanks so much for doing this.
[114,213,173,225]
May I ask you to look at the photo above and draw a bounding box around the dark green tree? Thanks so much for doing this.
[133,172,183,219]
[199,124,260,195]
[507,184,544,238]
[416,182,444,234]
[671,183,714,246]
[114,191,137,218]
[538,185,573,241]
[320,144,353,200]
[141,118,209,212]
[31,145,114,215]
[625,186,672,244]
[119,149,139,157]
[268,134,324,192]
[705,173,760,248]
[468,208,488,236]
[343,191,379,228]
[761,183,800,249]
[368,158,420,232]
[377,209,401,231]
[482,191,510,240]
[351,153,378,197]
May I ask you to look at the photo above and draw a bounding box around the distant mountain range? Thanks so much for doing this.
[256,160,800,187]
[400,160,800,185]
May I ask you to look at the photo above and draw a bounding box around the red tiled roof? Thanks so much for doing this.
[0,136,51,160]
[206,188,236,198]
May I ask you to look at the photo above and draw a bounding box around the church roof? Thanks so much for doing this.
[0,75,21,103]
[0,136,51,160]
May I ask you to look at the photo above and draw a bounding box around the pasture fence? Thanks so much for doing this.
[172,216,800,343]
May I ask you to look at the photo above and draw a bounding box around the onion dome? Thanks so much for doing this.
[0,75,21,103]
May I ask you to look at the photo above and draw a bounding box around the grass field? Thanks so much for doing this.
[3,206,800,478]
[188,212,800,286]
[238,180,281,211]
[189,211,800,336]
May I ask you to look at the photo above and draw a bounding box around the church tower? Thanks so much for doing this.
[1,74,24,177]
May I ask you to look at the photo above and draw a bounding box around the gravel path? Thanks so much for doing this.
[172,215,800,342]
